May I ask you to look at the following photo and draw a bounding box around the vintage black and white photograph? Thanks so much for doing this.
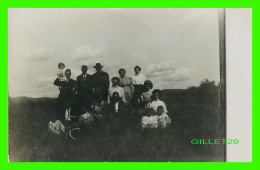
[8,8,226,162]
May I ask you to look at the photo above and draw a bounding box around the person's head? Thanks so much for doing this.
[81,65,88,74]
[111,77,120,87]
[58,63,65,70]
[157,106,164,116]
[94,63,103,72]
[145,108,154,117]
[118,68,126,78]
[144,80,153,91]
[134,66,141,75]
[152,89,161,101]
[112,92,120,103]
[65,69,71,79]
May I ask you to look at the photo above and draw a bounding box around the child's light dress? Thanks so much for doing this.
[157,112,171,128]
[48,120,66,135]
[141,116,159,128]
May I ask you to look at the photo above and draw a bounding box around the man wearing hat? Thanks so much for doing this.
[92,63,110,101]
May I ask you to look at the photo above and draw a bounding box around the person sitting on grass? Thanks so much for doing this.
[141,108,158,129]
[78,106,94,128]
[156,106,171,128]
[107,77,126,104]
[146,89,168,113]
[91,94,107,119]
[48,117,66,135]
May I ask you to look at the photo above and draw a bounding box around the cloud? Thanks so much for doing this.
[25,47,55,61]
[146,61,176,74]
[166,67,192,82]
[36,77,55,88]
[71,45,107,61]
[146,61,192,83]
[146,61,176,77]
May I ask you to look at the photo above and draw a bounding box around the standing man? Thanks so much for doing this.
[54,69,76,121]
[75,65,94,110]
[92,63,110,101]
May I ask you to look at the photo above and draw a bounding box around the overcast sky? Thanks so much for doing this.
[8,8,220,98]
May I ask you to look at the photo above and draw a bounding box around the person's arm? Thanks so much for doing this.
[143,74,147,82]
[107,89,111,104]
[105,72,110,89]
[162,101,168,113]
[54,78,61,86]
[74,76,80,94]
[129,77,134,94]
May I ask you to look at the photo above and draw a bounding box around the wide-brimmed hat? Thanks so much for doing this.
[94,63,104,68]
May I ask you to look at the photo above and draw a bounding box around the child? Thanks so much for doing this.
[156,106,171,128]
[57,63,67,81]
[79,106,94,127]
[141,108,158,128]
[48,117,66,135]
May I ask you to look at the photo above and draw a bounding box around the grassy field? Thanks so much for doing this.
[8,81,225,162]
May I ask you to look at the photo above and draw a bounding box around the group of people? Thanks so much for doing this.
[48,62,171,135]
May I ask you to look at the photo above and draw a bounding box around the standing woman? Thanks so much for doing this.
[118,68,134,105]
[132,66,146,108]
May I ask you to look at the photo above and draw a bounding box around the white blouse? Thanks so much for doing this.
[146,99,168,113]
[107,86,126,103]
[132,73,146,85]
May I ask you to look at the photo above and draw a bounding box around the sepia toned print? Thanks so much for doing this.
[8,8,225,162]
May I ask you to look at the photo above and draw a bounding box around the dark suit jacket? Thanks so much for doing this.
[92,71,110,90]
[75,74,93,97]
[54,78,76,103]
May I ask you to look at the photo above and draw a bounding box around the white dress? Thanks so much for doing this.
[157,112,171,128]
[57,68,67,81]
[146,99,168,113]
[141,116,159,128]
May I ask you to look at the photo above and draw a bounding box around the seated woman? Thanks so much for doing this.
[140,80,153,107]
[146,89,168,113]
[118,68,134,105]
[91,94,107,119]
[107,77,126,104]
